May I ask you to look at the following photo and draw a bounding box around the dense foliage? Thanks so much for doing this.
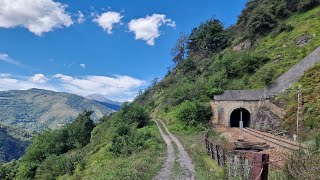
[171,100,211,126]
[188,19,230,56]
[0,104,164,179]
[0,128,30,164]
[13,111,95,179]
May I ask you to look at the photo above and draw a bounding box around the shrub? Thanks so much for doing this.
[121,104,150,128]
[215,52,270,79]
[207,88,224,98]
[246,7,277,37]
[173,100,211,126]
[272,23,294,37]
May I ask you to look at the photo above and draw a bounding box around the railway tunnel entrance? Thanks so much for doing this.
[230,108,250,128]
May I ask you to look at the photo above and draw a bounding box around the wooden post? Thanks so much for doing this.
[206,139,210,155]
[228,158,234,180]
[252,153,269,180]
[244,158,250,180]
[214,145,218,162]
[222,150,227,168]
[210,143,214,160]
[261,154,269,180]
[216,145,220,166]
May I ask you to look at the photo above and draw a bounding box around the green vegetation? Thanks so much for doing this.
[0,127,30,164]
[0,104,165,179]
[134,1,320,179]
[1,1,320,179]
[278,63,320,139]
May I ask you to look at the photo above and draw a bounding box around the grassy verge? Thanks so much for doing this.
[173,130,224,180]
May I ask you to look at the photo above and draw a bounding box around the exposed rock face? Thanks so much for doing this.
[253,107,280,131]
[296,34,312,46]
[232,39,252,51]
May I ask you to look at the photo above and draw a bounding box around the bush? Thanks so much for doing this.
[121,104,150,128]
[207,88,224,98]
[297,0,320,11]
[246,7,277,37]
[173,100,211,126]
[215,52,269,79]
[272,23,294,37]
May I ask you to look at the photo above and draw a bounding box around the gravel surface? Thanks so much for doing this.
[154,120,195,180]
[216,126,289,169]
[153,121,175,180]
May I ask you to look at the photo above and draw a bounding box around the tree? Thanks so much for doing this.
[67,111,95,148]
[151,77,159,87]
[187,19,229,56]
[246,7,277,36]
[171,33,188,64]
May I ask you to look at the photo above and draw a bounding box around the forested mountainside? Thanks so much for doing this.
[0,125,30,164]
[0,89,114,132]
[1,0,320,179]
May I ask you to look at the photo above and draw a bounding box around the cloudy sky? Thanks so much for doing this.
[0,0,247,101]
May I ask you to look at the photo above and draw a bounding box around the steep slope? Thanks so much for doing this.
[0,89,114,132]
[0,126,30,164]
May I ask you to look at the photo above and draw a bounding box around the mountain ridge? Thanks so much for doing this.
[0,88,114,132]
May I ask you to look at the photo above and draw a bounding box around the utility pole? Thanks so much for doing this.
[239,109,243,140]
[296,85,302,141]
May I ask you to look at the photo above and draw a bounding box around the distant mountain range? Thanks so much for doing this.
[87,94,122,111]
[0,89,115,132]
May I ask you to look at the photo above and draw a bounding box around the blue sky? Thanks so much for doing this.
[0,0,247,101]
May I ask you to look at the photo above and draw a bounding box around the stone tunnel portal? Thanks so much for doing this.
[230,108,250,128]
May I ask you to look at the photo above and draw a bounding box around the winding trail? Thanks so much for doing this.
[154,120,195,180]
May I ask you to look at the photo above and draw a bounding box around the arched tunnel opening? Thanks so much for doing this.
[230,108,250,128]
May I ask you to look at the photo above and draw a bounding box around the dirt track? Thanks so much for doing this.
[154,120,195,180]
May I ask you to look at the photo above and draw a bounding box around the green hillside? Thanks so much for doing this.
[0,126,30,164]
[0,89,114,132]
[1,0,320,179]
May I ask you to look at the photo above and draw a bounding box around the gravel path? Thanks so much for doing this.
[153,121,175,180]
[154,120,195,180]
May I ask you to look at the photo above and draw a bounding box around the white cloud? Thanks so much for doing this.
[53,74,73,81]
[0,0,73,36]
[128,14,176,46]
[93,11,123,34]
[29,74,48,83]
[0,73,145,102]
[53,74,144,101]
[77,11,85,24]
[80,64,86,69]
[0,53,25,67]
[0,76,57,92]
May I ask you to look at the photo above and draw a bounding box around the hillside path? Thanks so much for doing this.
[154,120,195,180]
